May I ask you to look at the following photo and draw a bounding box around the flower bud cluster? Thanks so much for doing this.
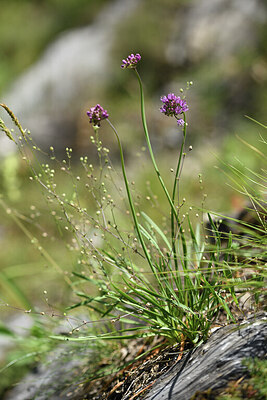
[121,53,141,69]
[87,104,109,127]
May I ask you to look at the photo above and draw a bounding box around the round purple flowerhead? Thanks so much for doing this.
[121,53,141,69]
[87,104,109,127]
[160,93,189,120]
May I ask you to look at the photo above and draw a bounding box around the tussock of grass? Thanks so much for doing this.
[0,54,266,395]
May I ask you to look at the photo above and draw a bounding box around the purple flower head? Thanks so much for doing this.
[121,53,141,69]
[87,104,109,127]
[160,93,189,118]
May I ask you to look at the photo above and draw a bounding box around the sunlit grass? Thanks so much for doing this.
[0,53,266,397]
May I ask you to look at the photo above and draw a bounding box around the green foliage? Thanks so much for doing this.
[0,0,109,94]
[0,321,55,398]
[0,54,266,368]
[0,4,266,392]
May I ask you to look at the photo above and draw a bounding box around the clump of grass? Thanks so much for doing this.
[0,53,266,354]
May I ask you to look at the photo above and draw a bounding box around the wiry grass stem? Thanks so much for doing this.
[106,119,156,274]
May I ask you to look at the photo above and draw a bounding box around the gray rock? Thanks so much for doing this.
[166,0,267,65]
[0,0,140,155]
[144,313,267,400]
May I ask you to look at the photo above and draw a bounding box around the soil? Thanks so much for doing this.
[81,339,188,400]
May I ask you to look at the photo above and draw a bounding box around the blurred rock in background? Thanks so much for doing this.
[0,0,140,154]
[0,0,266,156]
[167,0,266,65]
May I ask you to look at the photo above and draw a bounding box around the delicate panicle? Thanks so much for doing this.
[160,93,188,119]
[87,104,109,127]
[121,53,141,69]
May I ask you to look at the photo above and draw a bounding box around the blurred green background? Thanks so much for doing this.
[0,0,266,313]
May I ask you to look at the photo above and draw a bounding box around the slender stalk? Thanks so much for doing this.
[106,119,156,274]
[134,69,187,266]
[134,69,177,217]
[172,114,187,205]
[171,114,187,270]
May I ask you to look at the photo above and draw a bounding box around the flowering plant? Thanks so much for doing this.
[78,53,242,345]
[86,104,109,126]
[0,53,265,354]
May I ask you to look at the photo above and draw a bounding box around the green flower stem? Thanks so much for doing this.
[171,114,187,270]
[134,70,176,213]
[106,119,156,274]
[172,114,187,206]
[134,69,187,266]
